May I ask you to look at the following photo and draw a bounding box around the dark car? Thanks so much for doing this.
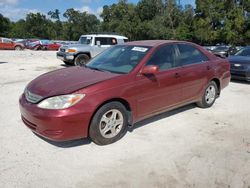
[210,46,238,58]
[228,46,250,81]
[19,40,230,145]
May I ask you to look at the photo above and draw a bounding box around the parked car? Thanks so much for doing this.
[228,46,250,81]
[0,37,25,50]
[19,40,230,145]
[57,33,128,66]
[210,46,238,58]
[27,40,62,51]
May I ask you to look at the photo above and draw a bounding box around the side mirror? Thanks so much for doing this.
[96,41,101,47]
[141,65,159,75]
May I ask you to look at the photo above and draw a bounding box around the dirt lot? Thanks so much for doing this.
[0,50,250,188]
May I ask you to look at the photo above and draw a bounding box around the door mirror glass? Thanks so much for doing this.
[141,65,159,75]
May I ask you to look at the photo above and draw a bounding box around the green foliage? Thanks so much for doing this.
[0,13,11,37]
[2,0,250,45]
[63,8,100,40]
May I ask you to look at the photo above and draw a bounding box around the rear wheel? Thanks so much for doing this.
[15,46,22,51]
[89,102,128,145]
[74,54,90,66]
[197,81,218,108]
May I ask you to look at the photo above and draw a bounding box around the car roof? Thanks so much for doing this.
[125,40,187,47]
[81,34,128,40]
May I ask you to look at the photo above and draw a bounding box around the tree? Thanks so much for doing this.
[25,13,51,38]
[48,9,63,39]
[9,19,27,38]
[0,14,11,37]
[63,8,100,40]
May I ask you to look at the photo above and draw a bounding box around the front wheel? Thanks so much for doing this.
[89,102,128,145]
[74,54,90,66]
[197,81,218,108]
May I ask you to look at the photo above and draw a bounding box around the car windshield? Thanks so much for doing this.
[79,37,92,45]
[235,48,250,56]
[41,40,52,45]
[86,45,151,74]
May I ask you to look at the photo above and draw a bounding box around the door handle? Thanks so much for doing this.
[175,73,181,78]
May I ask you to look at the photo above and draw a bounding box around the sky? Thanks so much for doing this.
[0,0,195,21]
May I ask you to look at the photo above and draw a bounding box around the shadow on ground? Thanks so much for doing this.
[60,64,72,68]
[0,62,8,64]
[131,103,196,131]
[34,133,92,148]
[36,103,196,147]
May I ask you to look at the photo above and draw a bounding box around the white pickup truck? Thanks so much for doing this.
[57,33,128,66]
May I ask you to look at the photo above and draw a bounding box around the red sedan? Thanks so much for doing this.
[19,40,230,145]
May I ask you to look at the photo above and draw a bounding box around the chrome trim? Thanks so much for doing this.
[25,89,43,103]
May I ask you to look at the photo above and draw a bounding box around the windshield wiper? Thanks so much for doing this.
[85,65,106,72]
[84,65,126,74]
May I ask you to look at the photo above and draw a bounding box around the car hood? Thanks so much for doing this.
[228,56,250,65]
[26,66,120,98]
[16,42,25,47]
[61,44,89,49]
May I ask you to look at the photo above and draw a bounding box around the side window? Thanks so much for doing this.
[146,45,177,71]
[95,37,107,45]
[2,38,12,43]
[177,44,208,66]
[95,37,117,45]
[111,38,117,45]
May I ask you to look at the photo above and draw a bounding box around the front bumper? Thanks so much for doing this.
[19,94,92,141]
[56,52,75,63]
[231,69,250,81]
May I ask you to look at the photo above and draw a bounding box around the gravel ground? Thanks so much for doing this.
[0,50,250,188]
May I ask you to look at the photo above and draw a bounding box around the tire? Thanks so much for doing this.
[89,102,128,145]
[197,81,218,108]
[74,54,90,66]
[15,46,22,51]
[63,61,74,66]
[34,46,40,50]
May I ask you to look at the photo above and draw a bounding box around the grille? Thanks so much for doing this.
[25,89,43,103]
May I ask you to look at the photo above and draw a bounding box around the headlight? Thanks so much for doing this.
[38,94,85,109]
[67,48,77,53]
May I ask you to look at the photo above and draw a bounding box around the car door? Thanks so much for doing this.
[135,44,183,118]
[176,44,213,102]
[2,38,14,49]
